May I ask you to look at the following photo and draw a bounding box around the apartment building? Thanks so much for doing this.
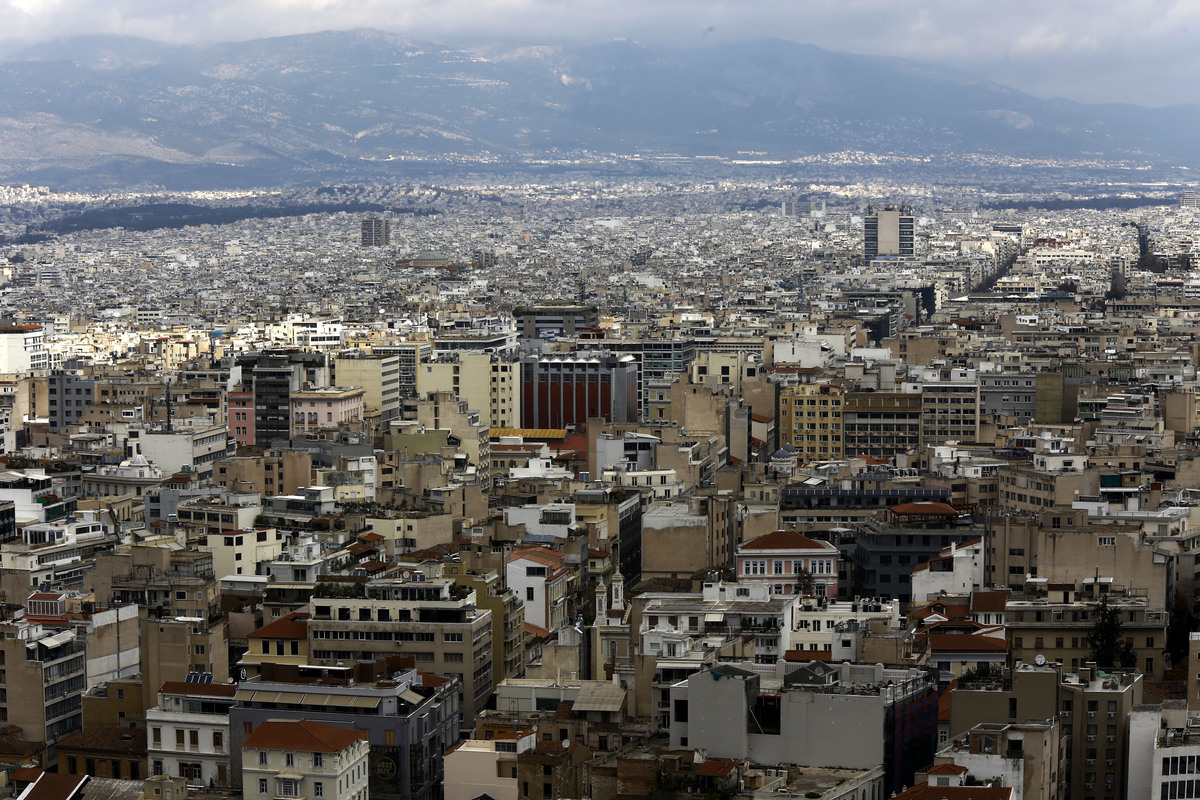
[230,662,459,800]
[213,449,312,497]
[290,387,364,437]
[146,681,237,787]
[670,661,937,796]
[778,383,844,462]
[331,351,401,434]
[843,390,922,460]
[735,530,840,598]
[242,720,368,800]
[0,619,87,745]
[506,547,573,634]
[306,576,493,733]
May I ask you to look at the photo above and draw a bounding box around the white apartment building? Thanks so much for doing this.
[242,719,369,800]
[148,681,238,788]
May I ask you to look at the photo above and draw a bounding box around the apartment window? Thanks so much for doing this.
[258,751,267,765]
[258,779,268,795]
[314,782,324,798]
[313,753,323,767]
[213,731,223,749]
[276,779,301,798]
[176,730,184,749]
[285,752,294,767]
[189,730,199,748]
[152,728,161,746]
[527,587,535,601]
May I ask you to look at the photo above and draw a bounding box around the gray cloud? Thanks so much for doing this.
[0,0,1195,106]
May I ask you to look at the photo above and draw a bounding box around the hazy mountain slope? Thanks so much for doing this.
[2,30,1197,188]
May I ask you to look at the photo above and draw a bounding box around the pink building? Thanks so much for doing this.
[736,530,840,598]
[290,387,365,437]
[228,391,255,447]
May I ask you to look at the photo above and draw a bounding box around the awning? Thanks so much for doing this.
[571,681,625,713]
[399,689,425,705]
[704,613,724,623]
[350,696,380,709]
[274,692,304,705]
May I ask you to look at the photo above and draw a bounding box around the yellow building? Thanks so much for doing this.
[239,610,309,679]
[778,384,844,461]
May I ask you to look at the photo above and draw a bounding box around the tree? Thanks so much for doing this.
[1166,591,1195,666]
[794,566,817,597]
[1086,597,1137,669]
[1105,268,1127,301]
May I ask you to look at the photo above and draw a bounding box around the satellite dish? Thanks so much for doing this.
[1034,654,1046,666]
[562,739,571,750]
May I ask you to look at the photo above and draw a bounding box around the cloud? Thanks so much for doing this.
[0,0,1195,106]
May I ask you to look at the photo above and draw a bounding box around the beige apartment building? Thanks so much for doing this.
[331,351,401,435]
[418,353,520,429]
[778,383,844,461]
[307,577,494,734]
[213,449,312,496]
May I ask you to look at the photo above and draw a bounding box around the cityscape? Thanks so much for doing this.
[0,8,1199,800]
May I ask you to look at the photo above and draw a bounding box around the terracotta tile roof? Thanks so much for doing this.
[56,727,146,757]
[938,678,958,721]
[159,681,239,698]
[10,768,42,784]
[509,546,566,566]
[891,784,1011,800]
[739,530,834,552]
[249,610,310,640]
[696,759,739,776]
[926,633,1009,654]
[0,731,43,757]
[525,622,551,639]
[927,764,969,775]
[21,773,88,800]
[244,719,366,753]
[970,589,1011,614]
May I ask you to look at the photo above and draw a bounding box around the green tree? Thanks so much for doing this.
[1166,591,1196,666]
[1086,597,1137,669]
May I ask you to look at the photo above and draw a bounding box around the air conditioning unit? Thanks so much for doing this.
[1108,711,1116,718]
[1087,735,1096,742]
[1085,783,1094,790]
[1088,711,1096,717]
[1107,736,1116,742]
[1107,760,1115,767]
[1086,759,1095,766]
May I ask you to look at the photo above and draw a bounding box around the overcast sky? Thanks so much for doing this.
[0,0,1194,107]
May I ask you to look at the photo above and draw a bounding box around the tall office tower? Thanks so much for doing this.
[864,204,915,261]
[1181,190,1199,209]
[361,217,389,246]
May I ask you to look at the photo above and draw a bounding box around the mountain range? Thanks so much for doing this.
[0,29,1197,189]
